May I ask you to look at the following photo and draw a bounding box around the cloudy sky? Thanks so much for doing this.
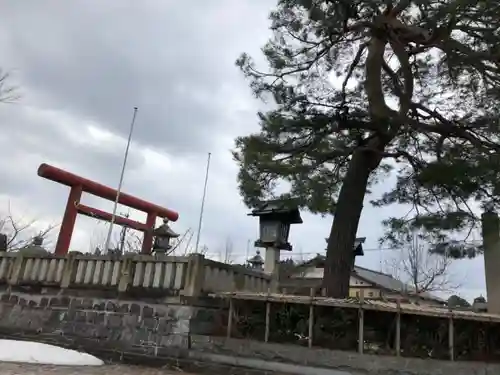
[0,0,485,301]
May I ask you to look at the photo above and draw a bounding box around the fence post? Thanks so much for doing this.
[60,253,77,288]
[448,311,455,361]
[118,257,133,293]
[265,288,271,342]
[183,253,205,297]
[227,296,233,339]
[8,254,24,286]
[358,289,365,354]
[308,287,314,348]
[395,297,401,356]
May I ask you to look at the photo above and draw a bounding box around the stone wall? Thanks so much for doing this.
[0,290,222,357]
[0,289,499,375]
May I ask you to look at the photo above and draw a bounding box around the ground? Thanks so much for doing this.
[0,363,194,375]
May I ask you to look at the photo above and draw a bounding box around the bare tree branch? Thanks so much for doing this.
[385,232,459,294]
[0,70,20,104]
[0,204,58,251]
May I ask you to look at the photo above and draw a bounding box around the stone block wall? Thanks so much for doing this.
[0,291,221,357]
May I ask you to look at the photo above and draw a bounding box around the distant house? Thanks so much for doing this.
[281,253,446,306]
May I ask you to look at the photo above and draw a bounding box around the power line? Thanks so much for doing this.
[216,241,483,257]
[203,237,484,255]
[213,247,400,257]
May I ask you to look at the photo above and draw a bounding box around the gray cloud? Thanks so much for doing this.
[0,0,484,299]
[0,0,270,155]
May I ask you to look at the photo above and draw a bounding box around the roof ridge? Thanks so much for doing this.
[354,265,393,278]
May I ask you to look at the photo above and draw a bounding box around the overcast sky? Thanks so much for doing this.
[0,0,485,301]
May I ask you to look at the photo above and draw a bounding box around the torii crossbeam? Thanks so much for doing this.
[37,163,179,255]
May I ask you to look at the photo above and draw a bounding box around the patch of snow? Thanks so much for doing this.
[0,340,104,366]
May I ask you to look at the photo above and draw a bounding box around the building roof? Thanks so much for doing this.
[212,292,497,323]
[353,265,439,300]
[294,254,445,303]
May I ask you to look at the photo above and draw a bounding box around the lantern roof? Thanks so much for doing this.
[153,219,180,238]
[248,199,303,224]
[248,250,264,267]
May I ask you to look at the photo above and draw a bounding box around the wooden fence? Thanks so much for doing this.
[215,290,500,362]
[0,252,271,296]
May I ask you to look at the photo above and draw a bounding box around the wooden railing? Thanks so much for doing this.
[0,252,273,296]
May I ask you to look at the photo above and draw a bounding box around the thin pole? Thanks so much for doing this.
[104,107,138,253]
[194,152,211,253]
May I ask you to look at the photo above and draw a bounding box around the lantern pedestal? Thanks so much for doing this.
[264,246,280,274]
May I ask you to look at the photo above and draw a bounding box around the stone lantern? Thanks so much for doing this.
[18,235,49,256]
[152,218,179,254]
[247,250,264,270]
[249,199,302,274]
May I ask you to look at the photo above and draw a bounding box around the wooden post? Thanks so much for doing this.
[226,296,233,339]
[448,316,454,361]
[308,287,314,348]
[265,288,271,342]
[395,297,401,356]
[358,289,364,354]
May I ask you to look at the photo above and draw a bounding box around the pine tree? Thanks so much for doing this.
[234,0,500,297]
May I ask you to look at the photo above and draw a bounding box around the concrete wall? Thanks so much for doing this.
[0,252,271,296]
[203,258,271,293]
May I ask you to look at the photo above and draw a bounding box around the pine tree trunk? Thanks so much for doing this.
[322,147,380,298]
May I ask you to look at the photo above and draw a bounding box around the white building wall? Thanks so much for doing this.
[291,266,371,286]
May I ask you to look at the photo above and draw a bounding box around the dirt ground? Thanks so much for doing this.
[0,363,190,375]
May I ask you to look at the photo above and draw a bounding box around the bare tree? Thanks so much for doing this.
[386,233,459,294]
[218,236,234,264]
[0,206,58,251]
[123,229,190,255]
[120,231,142,253]
[89,224,193,256]
[0,69,20,104]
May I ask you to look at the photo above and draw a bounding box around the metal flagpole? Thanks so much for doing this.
[194,152,211,253]
[104,107,138,253]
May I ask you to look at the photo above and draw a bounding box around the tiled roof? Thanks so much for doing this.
[294,254,445,303]
[353,265,443,302]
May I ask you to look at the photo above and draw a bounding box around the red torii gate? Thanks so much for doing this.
[37,163,179,255]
